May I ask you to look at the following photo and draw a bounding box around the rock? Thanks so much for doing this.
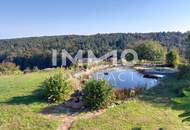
[71,101,84,109]
[64,100,85,109]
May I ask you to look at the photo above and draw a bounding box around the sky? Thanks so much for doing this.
[0,0,190,39]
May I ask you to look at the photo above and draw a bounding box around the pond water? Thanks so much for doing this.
[92,67,159,89]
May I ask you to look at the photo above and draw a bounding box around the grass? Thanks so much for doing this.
[0,72,59,130]
[70,69,190,130]
[142,69,190,104]
[1,68,190,130]
[71,100,190,130]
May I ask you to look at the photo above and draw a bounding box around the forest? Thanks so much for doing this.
[0,32,189,69]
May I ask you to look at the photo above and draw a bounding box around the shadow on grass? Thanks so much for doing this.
[0,87,47,105]
[131,127,165,130]
[131,128,141,130]
[139,75,190,113]
[139,75,182,103]
[41,103,87,116]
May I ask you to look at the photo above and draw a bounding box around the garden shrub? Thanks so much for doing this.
[82,79,115,110]
[44,73,72,103]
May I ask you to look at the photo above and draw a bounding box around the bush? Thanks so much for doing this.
[44,73,72,103]
[82,79,115,110]
[166,49,180,67]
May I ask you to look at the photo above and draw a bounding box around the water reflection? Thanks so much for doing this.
[92,67,158,89]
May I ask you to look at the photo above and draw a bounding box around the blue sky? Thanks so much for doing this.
[0,0,190,39]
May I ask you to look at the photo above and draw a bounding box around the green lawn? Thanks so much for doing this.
[70,100,190,130]
[70,70,190,130]
[0,72,59,130]
[0,71,190,130]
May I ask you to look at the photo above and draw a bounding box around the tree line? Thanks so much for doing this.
[0,32,189,69]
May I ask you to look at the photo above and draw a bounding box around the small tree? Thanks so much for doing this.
[44,73,72,103]
[166,49,180,67]
[82,80,115,110]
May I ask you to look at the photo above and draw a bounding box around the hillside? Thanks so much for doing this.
[0,32,188,69]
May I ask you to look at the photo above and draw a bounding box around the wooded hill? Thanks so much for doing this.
[0,32,189,69]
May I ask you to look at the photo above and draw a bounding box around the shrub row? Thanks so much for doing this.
[44,73,145,110]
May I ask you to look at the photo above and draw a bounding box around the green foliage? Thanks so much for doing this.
[82,79,115,110]
[0,62,22,75]
[0,71,190,130]
[177,64,190,78]
[44,73,72,103]
[173,88,190,122]
[185,34,190,60]
[134,40,166,61]
[0,32,186,69]
[166,49,180,67]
